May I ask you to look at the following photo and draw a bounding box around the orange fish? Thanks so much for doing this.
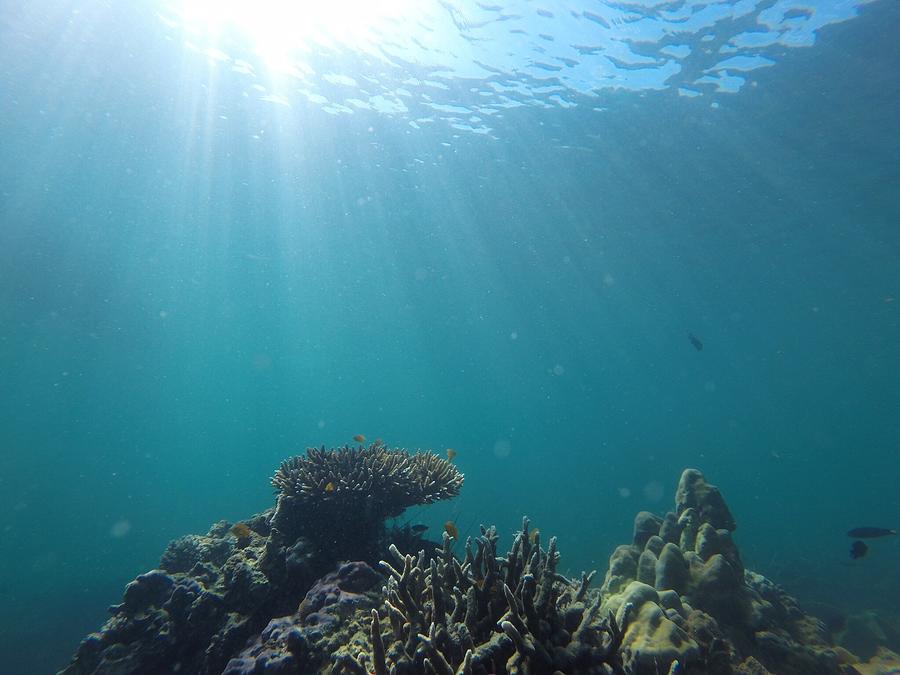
[325,482,336,492]
[444,521,459,540]
[353,434,366,443]
[446,448,457,462]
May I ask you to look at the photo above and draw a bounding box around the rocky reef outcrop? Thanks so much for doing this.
[598,469,858,675]
[62,460,888,674]
[224,519,625,675]
[60,443,461,675]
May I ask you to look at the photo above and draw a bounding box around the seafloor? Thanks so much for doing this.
[60,445,900,674]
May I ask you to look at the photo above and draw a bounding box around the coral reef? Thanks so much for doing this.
[223,561,386,674]
[60,514,330,675]
[349,520,623,674]
[837,610,900,661]
[272,442,463,561]
[598,469,858,675]
[60,444,449,675]
[61,461,880,675]
[225,519,624,675]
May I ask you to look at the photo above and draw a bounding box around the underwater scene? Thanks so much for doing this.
[1,0,899,673]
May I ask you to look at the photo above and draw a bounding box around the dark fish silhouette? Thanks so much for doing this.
[846,527,897,539]
[850,540,868,559]
[688,332,703,351]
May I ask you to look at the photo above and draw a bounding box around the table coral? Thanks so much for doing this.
[271,442,464,561]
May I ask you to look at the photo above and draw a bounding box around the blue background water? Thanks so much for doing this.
[1,1,899,673]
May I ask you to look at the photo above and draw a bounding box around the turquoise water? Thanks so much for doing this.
[1,1,899,672]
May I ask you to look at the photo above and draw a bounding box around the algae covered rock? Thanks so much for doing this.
[633,510,663,548]
[655,542,689,594]
[223,561,384,674]
[675,468,737,532]
[597,468,857,675]
[619,601,700,674]
[601,544,640,595]
[60,461,870,675]
[61,444,456,675]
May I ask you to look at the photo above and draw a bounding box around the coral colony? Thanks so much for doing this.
[62,446,884,674]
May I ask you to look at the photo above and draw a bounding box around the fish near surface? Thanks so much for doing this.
[846,527,897,538]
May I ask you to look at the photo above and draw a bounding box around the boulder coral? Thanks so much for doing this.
[598,468,857,675]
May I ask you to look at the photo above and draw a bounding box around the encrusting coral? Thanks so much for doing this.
[272,442,464,561]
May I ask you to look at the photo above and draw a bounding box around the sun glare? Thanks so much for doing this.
[169,0,414,72]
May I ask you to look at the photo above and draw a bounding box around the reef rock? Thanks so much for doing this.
[60,514,323,675]
[60,459,872,675]
[223,561,384,674]
[599,468,858,675]
[61,444,449,675]
[675,468,737,532]
[619,601,700,674]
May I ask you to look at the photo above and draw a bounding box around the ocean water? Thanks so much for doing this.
[1,1,899,673]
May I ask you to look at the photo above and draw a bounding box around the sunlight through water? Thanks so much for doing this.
[158,0,883,133]
[166,0,418,72]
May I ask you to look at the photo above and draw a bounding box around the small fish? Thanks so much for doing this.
[353,434,366,443]
[850,540,868,559]
[444,521,459,540]
[846,527,897,539]
[688,332,703,351]
[325,481,336,492]
[411,524,428,534]
[374,438,383,446]
[230,523,251,538]
[446,448,457,462]
[529,528,540,544]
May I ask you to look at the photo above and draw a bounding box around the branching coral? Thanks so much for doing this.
[273,443,463,512]
[271,443,464,561]
[339,518,625,675]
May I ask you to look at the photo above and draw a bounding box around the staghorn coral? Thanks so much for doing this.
[271,443,464,561]
[336,518,626,675]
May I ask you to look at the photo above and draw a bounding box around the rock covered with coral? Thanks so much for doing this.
[247,518,626,675]
[222,561,386,674]
[61,459,874,675]
[60,443,457,675]
[60,515,317,675]
[598,468,858,675]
